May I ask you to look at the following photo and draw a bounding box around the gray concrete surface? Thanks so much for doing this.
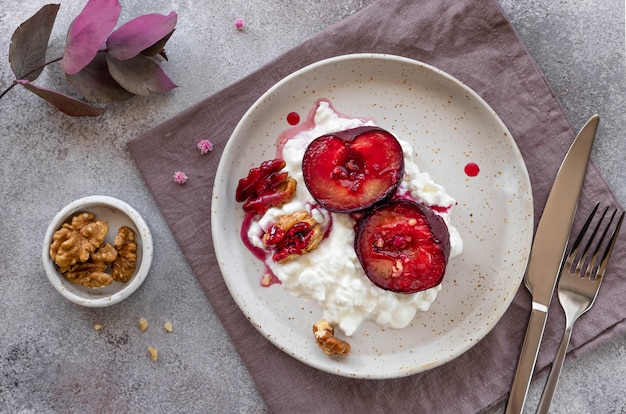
[1,1,624,413]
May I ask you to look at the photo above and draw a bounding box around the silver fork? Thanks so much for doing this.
[536,203,624,414]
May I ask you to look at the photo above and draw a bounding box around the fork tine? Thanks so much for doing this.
[594,209,624,279]
[567,203,600,274]
[568,203,599,259]
[568,204,623,280]
[581,206,608,258]
[581,206,611,279]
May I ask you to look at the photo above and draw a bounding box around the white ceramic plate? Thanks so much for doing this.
[212,54,533,379]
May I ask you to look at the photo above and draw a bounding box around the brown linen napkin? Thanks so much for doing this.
[128,0,626,412]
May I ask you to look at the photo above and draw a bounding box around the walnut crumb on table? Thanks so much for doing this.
[164,321,173,332]
[139,318,148,331]
[147,346,158,361]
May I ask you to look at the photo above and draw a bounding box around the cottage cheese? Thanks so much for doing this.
[247,100,463,336]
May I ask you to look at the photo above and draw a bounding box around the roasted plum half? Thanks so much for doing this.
[302,126,404,213]
[355,200,450,293]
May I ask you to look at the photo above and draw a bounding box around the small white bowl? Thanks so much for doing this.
[42,195,153,307]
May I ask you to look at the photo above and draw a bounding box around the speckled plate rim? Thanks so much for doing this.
[212,53,534,379]
[42,195,153,307]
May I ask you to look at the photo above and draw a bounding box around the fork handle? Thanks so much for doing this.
[536,323,574,414]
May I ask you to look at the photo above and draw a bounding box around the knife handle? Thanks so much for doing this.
[505,305,549,414]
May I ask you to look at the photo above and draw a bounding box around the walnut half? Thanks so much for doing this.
[262,211,323,263]
[62,261,113,288]
[111,226,137,283]
[312,319,351,356]
[50,212,109,268]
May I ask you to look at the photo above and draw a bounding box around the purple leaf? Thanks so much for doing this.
[17,80,106,117]
[106,54,177,96]
[61,0,121,75]
[106,12,177,60]
[9,4,60,81]
[141,30,174,59]
[66,52,134,103]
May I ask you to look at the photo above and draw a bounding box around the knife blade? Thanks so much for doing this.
[505,115,599,414]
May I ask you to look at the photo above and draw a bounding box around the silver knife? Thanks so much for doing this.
[505,115,599,414]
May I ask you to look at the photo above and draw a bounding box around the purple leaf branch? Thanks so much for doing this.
[2,0,178,117]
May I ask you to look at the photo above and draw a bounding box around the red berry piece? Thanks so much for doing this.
[235,159,296,215]
[302,126,404,213]
[355,200,450,293]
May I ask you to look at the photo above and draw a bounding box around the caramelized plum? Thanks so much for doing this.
[236,159,296,215]
[355,200,450,293]
[302,126,404,212]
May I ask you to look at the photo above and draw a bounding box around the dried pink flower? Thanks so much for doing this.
[173,171,188,184]
[234,18,245,30]
[197,139,214,154]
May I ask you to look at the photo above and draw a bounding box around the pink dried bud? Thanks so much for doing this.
[173,171,188,184]
[197,139,214,154]
[234,18,245,30]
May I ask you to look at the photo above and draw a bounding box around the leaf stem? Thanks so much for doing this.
[0,83,17,99]
[33,56,64,74]
[0,56,63,100]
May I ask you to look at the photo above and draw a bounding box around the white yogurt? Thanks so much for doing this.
[247,100,463,336]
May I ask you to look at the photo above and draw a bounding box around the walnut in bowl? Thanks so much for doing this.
[42,196,153,307]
